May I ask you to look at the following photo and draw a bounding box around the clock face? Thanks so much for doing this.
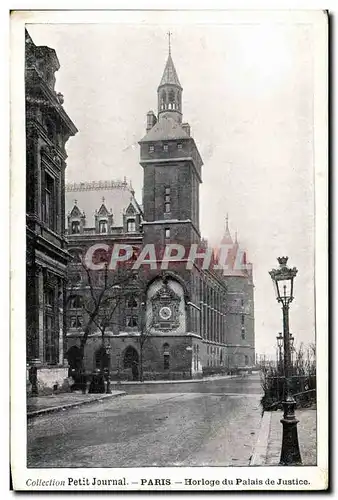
[159,306,172,321]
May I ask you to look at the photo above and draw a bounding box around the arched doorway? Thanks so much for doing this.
[123,346,139,381]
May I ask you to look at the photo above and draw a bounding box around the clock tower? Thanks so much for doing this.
[139,40,203,248]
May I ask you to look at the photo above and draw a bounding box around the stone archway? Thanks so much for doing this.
[123,346,139,381]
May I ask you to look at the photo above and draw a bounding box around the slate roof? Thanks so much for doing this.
[65,180,141,228]
[159,54,182,88]
[140,115,189,143]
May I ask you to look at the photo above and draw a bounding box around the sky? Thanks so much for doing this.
[27,12,320,357]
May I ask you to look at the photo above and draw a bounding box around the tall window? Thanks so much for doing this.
[44,172,55,230]
[71,221,80,234]
[99,220,107,233]
[165,228,170,240]
[241,314,246,339]
[125,295,138,328]
[127,219,136,232]
[164,186,171,213]
[69,294,82,309]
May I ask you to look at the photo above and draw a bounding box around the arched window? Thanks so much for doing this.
[168,89,175,103]
[161,90,167,110]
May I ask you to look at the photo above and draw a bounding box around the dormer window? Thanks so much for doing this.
[71,221,80,234]
[99,220,107,233]
[149,145,154,153]
[127,219,136,233]
[163,144,168,152]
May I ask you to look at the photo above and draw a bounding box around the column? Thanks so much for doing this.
[38,268,44,362]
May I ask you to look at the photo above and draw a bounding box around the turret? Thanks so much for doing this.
[157,33,183,124]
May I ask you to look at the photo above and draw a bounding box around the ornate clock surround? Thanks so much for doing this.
[151,278,181,330]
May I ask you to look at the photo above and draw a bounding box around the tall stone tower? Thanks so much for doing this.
[139,40,203,248]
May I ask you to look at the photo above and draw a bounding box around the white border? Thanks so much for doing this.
[9,8,328,492]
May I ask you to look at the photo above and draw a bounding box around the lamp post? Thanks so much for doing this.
[289,333,295,369]
[276,332,283,373]
[269,256,302,465]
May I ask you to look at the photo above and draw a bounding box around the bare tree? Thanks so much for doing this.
[66,261,134,374]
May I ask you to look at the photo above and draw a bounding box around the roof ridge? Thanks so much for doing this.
[66,179,130,192]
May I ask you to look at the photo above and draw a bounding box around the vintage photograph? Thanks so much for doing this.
[10,9,328,491]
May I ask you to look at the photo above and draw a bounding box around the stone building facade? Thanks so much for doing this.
[25,30,78,393]
[65,46,255,380]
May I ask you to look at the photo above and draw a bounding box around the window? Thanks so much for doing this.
[44,172,55,230]
[149,145,154,153]
[241,314,245,325]
[71,221,80,234]
[45,314,57,364]
[69,294,82,309]
[165,228,170,239]
[45,288,54,307]
[69,315,83,329]
[127,219,136,232]
[127,297,138,309]
[177,143,183,150]
[163,144,168,152]
[245,355,249,366]
[164,186,171,213]
[164,354,170,370]
[99,220,108,233]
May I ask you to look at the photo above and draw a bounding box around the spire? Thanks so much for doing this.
[159,53,182,88]
[159,32,182,88]
[221,213,233,245]
[168,30,172,56]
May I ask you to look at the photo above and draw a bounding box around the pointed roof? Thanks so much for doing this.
[140,115,189,142]
[159,54,182,88]
[221,214,233,245]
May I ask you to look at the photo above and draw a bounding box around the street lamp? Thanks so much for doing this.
[276,332,283,373]
[269,256,302,465]
[289,333,295,368]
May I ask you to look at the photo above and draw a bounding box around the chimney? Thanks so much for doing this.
[182,122,190,137]
[146,111,157,132]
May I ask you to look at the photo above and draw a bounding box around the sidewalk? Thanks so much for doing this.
[27,391,126,419]
[251,406,317,466]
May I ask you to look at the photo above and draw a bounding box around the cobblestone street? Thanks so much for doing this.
[27,375,263,468]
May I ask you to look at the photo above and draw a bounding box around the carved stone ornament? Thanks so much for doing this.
[151,279,181,331]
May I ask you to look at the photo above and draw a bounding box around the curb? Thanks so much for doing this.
[113,374,248,385]
[250,411,272,466]
[27,391,126,419]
